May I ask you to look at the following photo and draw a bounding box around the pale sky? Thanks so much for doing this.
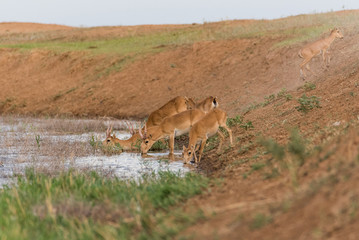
[1,0,358,27]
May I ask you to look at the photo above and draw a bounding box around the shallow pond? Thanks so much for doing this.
[0,117,190,186]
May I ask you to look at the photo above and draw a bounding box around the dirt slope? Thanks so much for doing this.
[180,27,359,239]
[2,12,359,239]
[0,22,317,118]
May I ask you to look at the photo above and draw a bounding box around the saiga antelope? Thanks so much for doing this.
[103,96,194,149]
[146,96,196,127]
[139,96,219,155]
[299,28,344,79]
[139,109,206,157]
[182,108,233,164]
[195,96,219,113]
[102,122,140,150]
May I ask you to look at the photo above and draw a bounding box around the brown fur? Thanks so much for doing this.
[299,28,344,79]
[140,109,206,155]
[182,108,233,164]
[103,96,195,150]
[102,125,140,151]
[146,96,196,127]
[195,96,219,113]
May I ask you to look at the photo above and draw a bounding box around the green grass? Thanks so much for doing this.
[250,213,273,230]
[89,135,124,155]
[0,29,203,55]
[2,11,359,56]
[295,94,321,113]
[273,25,330,48]
[0,169,209,240]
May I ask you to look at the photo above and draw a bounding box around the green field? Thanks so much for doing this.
[0,169,209,240]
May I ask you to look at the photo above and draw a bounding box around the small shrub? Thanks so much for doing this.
[241,121,254,130]
[263,94,275,106]
[251,163,266,171]
[35,135,41,149]
[204,135,219,152]
[258,129,308,187]
[227,115,243,128]
[250,213,272,230]
[303,82,316,91]
[287,129,307,167]
[285,94,293,101]
[258,137,285,162]
[295,94,321,113]
[277,89,293,101]
[263,168,280,179]
[226,116,253,130]
[276,88,288,98]
[89,134,98,148]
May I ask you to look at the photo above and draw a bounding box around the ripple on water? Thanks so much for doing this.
[0,117,191,187]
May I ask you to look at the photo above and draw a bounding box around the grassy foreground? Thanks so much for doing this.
[0,169,209,240]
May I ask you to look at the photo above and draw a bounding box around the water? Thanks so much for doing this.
[0,117,190,187]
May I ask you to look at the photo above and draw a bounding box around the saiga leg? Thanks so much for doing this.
[169,133,175,158]
[216,130,225,153]
[300,57,314,79]
[220,125,233,146]
[196,137,207,163]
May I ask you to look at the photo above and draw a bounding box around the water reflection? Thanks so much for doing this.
[0,117,190,186]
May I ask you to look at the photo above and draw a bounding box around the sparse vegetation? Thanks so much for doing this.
[35,134,41,148]
[277,88,293,101]
[303,82,316,91]
[241,121,254,130]
[250,213,273,230]
[227,115,254,130]
[89,134,123,155]
[227,115,243,127]
[204,135,219,152]
[259,129,308,186]
[295,94,321,113]
[2,10,359,239]
[149,140,168,151]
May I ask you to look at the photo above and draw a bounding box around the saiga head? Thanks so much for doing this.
[182,145,195,164]
[331,27,344,39]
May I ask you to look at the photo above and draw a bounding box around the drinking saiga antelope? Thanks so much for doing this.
[139,96,219,156]
[103,95,219,151]
[103,96,195,149]
[299,27,344,79]
[139,109,206,157]
[103,122,139,151]
[182,108,233,164]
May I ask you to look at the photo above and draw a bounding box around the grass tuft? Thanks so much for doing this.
[0,169,209,239]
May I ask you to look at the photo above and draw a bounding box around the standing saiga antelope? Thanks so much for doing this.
[195,96,219,113]
[182,108,233,164]
[146,96,196,127]
[139,109,206,157]
[299,28,344,79]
